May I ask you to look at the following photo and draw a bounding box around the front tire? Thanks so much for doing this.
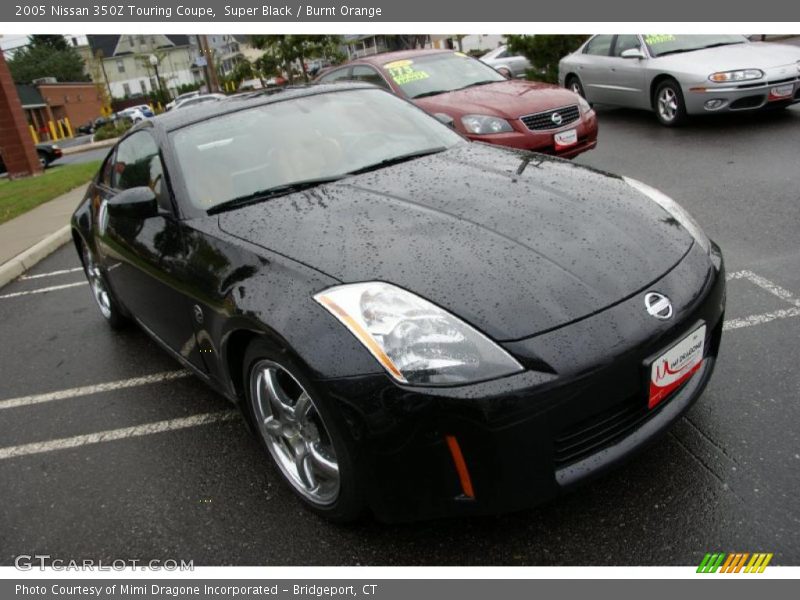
[80,241,128,329]
[566,75,586,98]
[243,340,364,522]
[654,79,687,126]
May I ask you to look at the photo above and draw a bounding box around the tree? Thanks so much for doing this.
[505,35,589,84]
[250,35,343,83]
[8,35,88,83]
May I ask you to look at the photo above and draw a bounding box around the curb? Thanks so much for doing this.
[0,225,73,289]
[61,138,118,156]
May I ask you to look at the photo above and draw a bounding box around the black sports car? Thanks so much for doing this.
[0,142,62,173]
[72,83,725,522]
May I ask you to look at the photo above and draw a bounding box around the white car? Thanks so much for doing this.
[165,91,200,111]
[117,106,154,123]
[480,44,532,78]
[172,93,227,110]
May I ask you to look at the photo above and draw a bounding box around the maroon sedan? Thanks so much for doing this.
[316,49,598,158]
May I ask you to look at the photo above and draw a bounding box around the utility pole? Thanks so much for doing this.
[196,35,220,93]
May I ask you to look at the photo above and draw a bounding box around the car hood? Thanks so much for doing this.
[414,80,581,119]
[652,41,800,72]
[217,143,695,341]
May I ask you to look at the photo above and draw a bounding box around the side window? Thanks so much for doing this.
[318,67,351,83]
[351,65,391,90]
[112,131,170,211]
[99,149,115,187]
[584,35,613,56]
[614,35,643,57]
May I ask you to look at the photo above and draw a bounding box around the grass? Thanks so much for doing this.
[0,161,101,225]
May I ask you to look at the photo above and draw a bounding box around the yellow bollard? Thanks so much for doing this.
[48,120,58,140]
[57,120,66,139]
[29,125,40,144]
[64,117,74,138]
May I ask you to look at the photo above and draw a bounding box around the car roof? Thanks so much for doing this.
[134,82,379,134]
[353,49,453,67]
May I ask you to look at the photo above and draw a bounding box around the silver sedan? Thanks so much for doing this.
[480,44,531,79]
[559,34,800,126]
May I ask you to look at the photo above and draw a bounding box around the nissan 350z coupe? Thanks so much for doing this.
[72,84,725,522]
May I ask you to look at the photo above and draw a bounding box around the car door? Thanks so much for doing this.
[574,34,617,104]
[602,35,649,109]
[98,130,206,369]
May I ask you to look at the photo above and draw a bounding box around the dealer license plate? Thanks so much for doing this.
[554,128,578,149]
[769,84,794,100]
[648,325,706,409]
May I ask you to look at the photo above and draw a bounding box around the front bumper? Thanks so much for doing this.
[685,73,800,114]
[318,242,725,522]
[466,110,598,159]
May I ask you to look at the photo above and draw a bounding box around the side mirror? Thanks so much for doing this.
[433,113,456,129]
[107,186,158,220]
[620,48,646,60]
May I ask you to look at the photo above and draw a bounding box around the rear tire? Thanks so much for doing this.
[654,79,687,126]
[242,339,364,522]
[80,240,128,330]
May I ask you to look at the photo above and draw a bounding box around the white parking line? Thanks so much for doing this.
[723,270,800,331]
[736,270,800,307]
[724,308,800,331]
[0,370,191,410]
[19,267,83,281]
[0,281,86,300]
[0,411,238,460]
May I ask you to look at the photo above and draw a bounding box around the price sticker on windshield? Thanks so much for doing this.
[644,34,677,45]
[384,60,430,86]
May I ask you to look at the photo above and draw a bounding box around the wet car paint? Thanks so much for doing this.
[71,84,724,520]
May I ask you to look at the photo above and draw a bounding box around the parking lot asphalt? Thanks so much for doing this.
[1,104,799,566]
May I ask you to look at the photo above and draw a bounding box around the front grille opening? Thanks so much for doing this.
[554,397,650,467]
[729,95,766,110]
[553,375,693,468]
[521,105,580,131]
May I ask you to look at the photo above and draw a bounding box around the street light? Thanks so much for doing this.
[149,54,167,101]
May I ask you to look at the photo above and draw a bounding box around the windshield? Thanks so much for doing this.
[643,34,748,58]
[380,52,506,99]
[171,88,464,211]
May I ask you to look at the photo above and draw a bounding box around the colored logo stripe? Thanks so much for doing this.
[697,552,773,573]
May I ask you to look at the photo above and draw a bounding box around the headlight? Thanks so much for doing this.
[314,282,523,386]
[461,114,514,135]
[708,69,763,82]
[577,95,592,114]
[623,177,710,254]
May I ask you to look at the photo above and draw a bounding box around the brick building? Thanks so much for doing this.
[18,82,104,141]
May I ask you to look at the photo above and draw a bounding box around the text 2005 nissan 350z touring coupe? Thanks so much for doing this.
[73,84,725,522]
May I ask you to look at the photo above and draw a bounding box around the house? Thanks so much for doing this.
[342,35,432,59]
[86,35,200,99]
[191,35,245,77]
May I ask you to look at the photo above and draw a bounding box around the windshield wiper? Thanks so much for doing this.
[455,80,501,91]
[655,47,700,57]
[701,41,745,49]
[207,175,345,215]
[411,89,451,99]
[347,147,448,176]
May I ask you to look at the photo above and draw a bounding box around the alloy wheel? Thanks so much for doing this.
[82,244,112,319]
[250,360,340,506]
[658,87,679,122]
